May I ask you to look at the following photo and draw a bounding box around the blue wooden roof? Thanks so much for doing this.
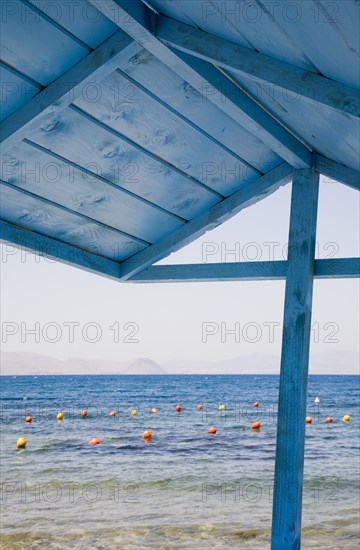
[1,0,359,281]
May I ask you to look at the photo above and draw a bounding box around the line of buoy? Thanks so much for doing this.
[16,410,353,451]
[22,408,353,424]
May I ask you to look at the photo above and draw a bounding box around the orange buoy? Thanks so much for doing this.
[197,404,203,410]
[252,421,261,430]
[143,430,152,440]
[81,410,87,417]
[305,416,312,424]
[253,402,259,408]
[88,438,101,445]
[25,416,32,423]
[151,408,157,414]
[325,417,333,423]
[208,426,217,434]
[109,411,116,417]
[176,404,182,413]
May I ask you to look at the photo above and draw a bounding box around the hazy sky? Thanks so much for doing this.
[1,176,359,373]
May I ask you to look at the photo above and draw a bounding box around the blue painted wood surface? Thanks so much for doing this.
[0,142,188,243]
[150,0,359,85]
[156,16,360,118]
[117,48,281,172]
[119,163,293,279]
[128,258,360,283]
[0,0,89,85]
[25,105,223,220]
[0,219,121,280]
[73,69,261,195]
[316,155,360,191]
[0,33,140,154]
[0,182,147,260]
[0,64,41,122]
[149,0,316,70]
[88,0,311,168]
[271,165,320,549]
[227,71,360,171]
[26,0,118,49]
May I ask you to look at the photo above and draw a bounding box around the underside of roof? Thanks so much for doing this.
[0,0,359,281]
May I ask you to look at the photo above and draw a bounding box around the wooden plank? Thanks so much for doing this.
[119,162,293,279]
[271,165,320,549]
[87,0,311,168]
[0,32,141,154]
[0,64,41,122]
[26,105,225,219]
[0,182,147,261]
[316,155,360,191]
[127,258,360,283]
[130,261,287,282]
[0,0,89,85]
[73,69,261,196]
[118,48,281,173]
[229,71,360,171]
[26,0,118,49]
[157,16,360,118]
[0,219,121,281]
[1,141,188,243]
[268,0,360,89]
[150,0,316,70]
[1,220,357,283]
[315,257,360,278]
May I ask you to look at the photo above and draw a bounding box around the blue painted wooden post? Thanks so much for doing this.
[271,164,320,549]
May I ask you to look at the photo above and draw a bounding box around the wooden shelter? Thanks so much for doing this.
[1,1,359,547]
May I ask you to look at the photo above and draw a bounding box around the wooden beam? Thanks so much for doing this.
[130,261,287,282]
[157,16,360,119]
[127,258,360,283]
[316,155,360,191]
[2,218,357,284]
[271,165,320,549]
[119,162,293,279]
[0,220,121,281]
[0,31,141,154]
[87,0,311,168]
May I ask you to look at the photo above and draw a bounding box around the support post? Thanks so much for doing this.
[271,164,320,549]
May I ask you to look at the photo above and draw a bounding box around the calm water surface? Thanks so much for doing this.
[1,375,359,549]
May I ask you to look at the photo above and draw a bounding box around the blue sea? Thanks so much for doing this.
[0,375,359,549]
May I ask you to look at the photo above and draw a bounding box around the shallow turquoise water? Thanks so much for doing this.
[1,375,359,549]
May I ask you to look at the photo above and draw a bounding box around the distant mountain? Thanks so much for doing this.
[0,350,358,375]
[123,358,166,375]
[0,352,164,375]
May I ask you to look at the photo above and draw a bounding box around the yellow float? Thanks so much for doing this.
[17,437,26,449]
